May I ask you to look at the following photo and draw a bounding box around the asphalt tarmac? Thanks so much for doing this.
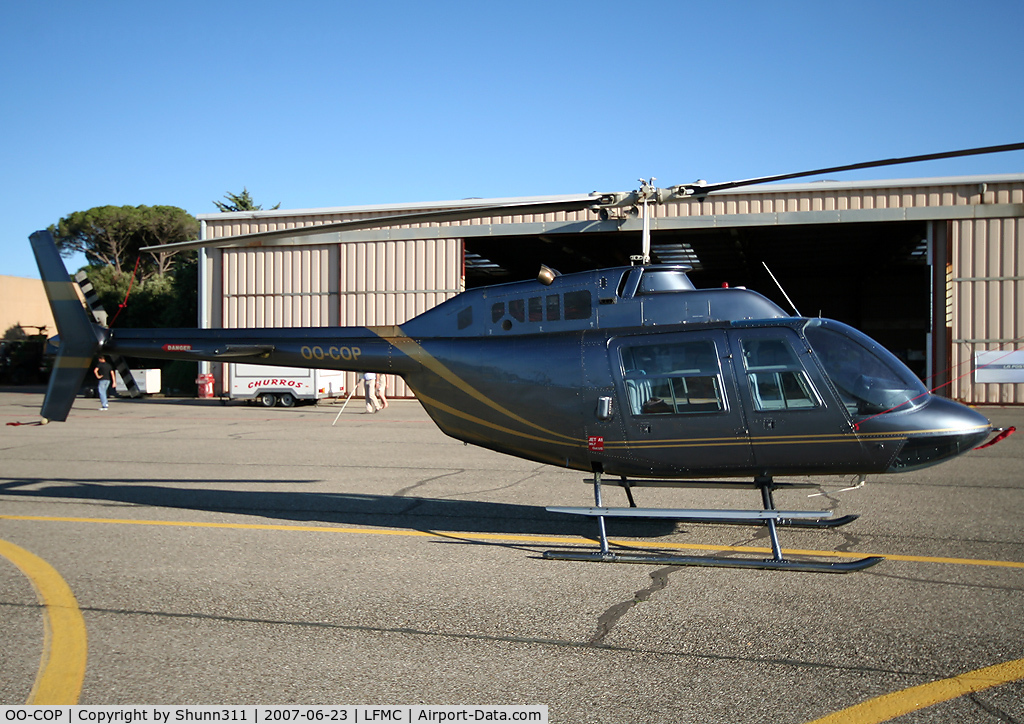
[1,388,1022,723]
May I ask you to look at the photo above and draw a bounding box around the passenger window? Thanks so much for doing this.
[740,338,818,410]
[621,340,724,415]
[546,294,560,321]
[508,299,525,323]
[528,297,543,322]
[491,302,505,323]
[564,290,592,320]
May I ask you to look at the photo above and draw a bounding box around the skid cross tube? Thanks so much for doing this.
[594,471,610,556]
[760,479,785,562]
[543,474,883,573]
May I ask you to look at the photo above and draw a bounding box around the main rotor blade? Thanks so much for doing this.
[143,142,1023,254]
[143,195,599,253]
[687,141,1024,195]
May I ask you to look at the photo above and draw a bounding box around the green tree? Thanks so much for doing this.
[142,205,201,276]
[213,188,280,212]
[49,205,199,281]
[49,204,199,329]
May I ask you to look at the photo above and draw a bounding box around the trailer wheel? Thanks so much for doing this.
[277,392,296,408]
[257,392,277,407]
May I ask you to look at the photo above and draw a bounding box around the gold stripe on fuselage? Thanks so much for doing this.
[373,327,578,444]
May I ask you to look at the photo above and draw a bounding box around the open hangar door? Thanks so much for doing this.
[463,220,933,379]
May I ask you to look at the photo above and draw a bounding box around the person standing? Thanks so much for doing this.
[93,355,115,410]
[362,371,379,413]
[375,373,389,411]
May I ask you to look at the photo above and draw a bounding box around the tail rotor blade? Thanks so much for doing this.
[74,270,141,398]
[74,270,108,326]
[111,356,142,398]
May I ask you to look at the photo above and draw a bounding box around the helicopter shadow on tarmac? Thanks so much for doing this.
[0,477,677,541]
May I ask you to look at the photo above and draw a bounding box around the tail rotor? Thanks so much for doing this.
[74,269,142,399]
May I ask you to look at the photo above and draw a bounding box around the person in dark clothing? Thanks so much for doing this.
[93,355,115,410]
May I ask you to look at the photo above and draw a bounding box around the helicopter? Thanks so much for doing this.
[29,143,1022,573]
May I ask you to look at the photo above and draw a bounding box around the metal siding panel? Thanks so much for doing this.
[413,240,425,291]
[973,223,989,403]
[405,242,417,321]
[1001,218,1022,403]
[953,221,971,401]
[435,238,446,293]
[345,244,356,300]
[428,239,438,291]
[273,250,284,296]
[246,250,258,296]
[362,241,372,297]
[450,238,463,292]
[327,245,339,327]
[307,248,317,326]
[255,250,266,297]
[207,249,223,330]
[281,251,291,296]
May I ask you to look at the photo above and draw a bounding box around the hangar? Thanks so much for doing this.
[196,173,1024,405]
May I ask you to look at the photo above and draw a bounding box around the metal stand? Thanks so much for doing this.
[543,474,883,573]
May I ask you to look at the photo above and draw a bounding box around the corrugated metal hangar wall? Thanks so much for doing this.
[198,174,1024,405]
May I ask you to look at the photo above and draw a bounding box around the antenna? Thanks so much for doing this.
[762,261,802,317]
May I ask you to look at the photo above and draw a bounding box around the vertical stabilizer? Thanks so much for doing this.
[29,231,105,421]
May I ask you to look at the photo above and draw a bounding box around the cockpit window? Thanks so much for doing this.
[739,337,819,411]
[804,319,928,416]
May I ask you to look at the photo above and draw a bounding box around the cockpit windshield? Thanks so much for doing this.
[803,319,928,416]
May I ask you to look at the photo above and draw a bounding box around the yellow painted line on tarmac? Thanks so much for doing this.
[0,538,87,704]
[3,514,1024,570]
[804,657,1024,724]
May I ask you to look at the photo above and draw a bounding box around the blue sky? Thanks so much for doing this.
[3,0,1023,278]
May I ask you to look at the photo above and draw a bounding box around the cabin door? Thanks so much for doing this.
[611,330,754,476]
[725,327,870,472]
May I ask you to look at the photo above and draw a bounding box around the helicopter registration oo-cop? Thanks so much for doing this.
[299,345,362,362]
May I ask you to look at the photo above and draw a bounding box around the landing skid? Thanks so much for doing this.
[543,473,882,573]
[543,550,882,573]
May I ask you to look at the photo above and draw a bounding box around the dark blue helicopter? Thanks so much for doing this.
[31,144,1020,573]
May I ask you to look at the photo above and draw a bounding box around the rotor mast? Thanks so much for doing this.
[639,178,654,265]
